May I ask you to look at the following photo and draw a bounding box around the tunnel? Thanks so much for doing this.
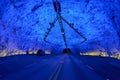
[0,0,120,80]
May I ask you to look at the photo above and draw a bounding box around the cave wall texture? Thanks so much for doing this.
[0,0,120,55]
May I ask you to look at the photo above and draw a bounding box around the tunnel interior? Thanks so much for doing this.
[1,0,120,80]
[0,0,120,56]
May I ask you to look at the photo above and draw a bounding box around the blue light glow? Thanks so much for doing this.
[0,0,120,55]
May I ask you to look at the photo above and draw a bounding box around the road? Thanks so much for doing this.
[0,54,120,80]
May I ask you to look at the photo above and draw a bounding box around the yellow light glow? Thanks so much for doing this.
[34,52,37,54]
[29,51,33,54]
[118,54,120,59]
[0,50,7,57]
[80,52,109,57]
[81,52,99,56]
[88,52,99,56]
[99,52,109,57]
[110,53,120,60]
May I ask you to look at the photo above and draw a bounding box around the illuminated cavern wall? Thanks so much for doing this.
[0,0,120,55]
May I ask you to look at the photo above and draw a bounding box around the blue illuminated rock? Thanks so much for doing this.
[0,0,120,55]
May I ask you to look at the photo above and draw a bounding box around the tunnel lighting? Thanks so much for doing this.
[88,52,99,56]
[34,51,37,54]
[28,51,37,54]
[10,50,26,56]
[80,53,83,55]
[117,53,120,59]
[99,52,109,57]
[110,53,120,59]
[45,50,51,54]
[27,51,38,55]
[80,52,109,57]
[0,50,27,57]
[80,51,120,60]
[81,52,99,56]
[29,51,33,54]
[0,50,7,57]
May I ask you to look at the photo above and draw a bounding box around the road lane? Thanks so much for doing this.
[0,54,120,80]
[1,55,65,80]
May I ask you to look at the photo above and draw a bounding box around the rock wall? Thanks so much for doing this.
[0,0,120,55]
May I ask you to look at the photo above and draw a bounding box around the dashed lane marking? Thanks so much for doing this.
[86,65,94,70]
[49,58,65,80]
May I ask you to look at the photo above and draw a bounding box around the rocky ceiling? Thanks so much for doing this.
[0,0,120,55]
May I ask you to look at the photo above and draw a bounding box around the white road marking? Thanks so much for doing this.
[49,64,60,80]
[86,65,94,70]
[49,59,65,80]
[53,63,63,80]
[24,62,38,68]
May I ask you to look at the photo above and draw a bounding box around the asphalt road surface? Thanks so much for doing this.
[0,54,120,80]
